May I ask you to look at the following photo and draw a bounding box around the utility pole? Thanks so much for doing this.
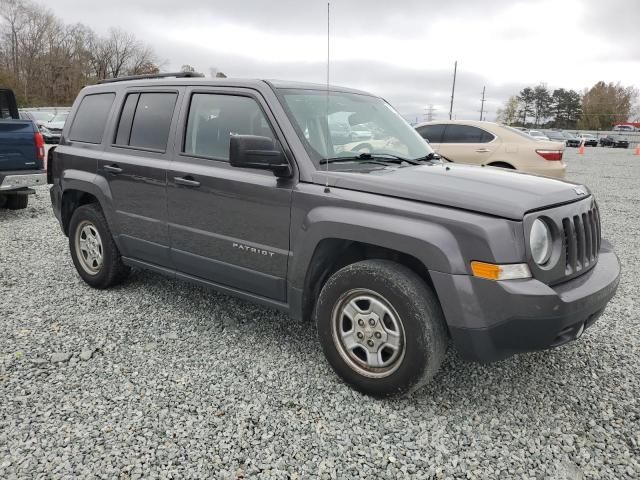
[424,104,436,122]
[479,86,486,121]
[449,61,457,120]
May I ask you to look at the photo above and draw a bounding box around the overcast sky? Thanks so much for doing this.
[56,0,639,121]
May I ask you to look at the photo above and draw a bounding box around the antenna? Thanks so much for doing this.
[449,60,457,120]
[324,2,331,193]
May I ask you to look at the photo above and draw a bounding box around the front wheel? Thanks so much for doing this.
[315,260,448,397]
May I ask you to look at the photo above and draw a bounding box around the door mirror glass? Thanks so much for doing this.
[229,135,291,177]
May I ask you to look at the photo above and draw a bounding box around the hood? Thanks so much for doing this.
[312,163,588,220]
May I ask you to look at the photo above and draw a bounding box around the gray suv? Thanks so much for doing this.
[48,73,620,397]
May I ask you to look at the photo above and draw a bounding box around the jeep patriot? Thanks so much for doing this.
[48,73,620,397]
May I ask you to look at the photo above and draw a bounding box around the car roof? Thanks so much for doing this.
[80,77,376,97]
[413,120,518,135]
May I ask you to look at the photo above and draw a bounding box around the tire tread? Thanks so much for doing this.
[69,203,129,288]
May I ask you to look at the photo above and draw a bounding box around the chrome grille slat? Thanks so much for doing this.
[582,212,592,265]
[574,215,585,270]
[563,218,577,275]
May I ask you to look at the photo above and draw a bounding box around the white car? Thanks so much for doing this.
[577,133,598,146]
[46,111,70,132]
[613,124,636,132]
[526,130,550,141]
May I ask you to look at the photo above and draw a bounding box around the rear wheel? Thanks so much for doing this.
[315,260,448,397]
[68,204,129,288]
[488,161,515,170]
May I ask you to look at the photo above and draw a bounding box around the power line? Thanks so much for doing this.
[424,104,436,122]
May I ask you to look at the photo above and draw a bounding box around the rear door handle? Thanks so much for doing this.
[173,176,201,187]
[475,148,490,153]
[104,164,123,174]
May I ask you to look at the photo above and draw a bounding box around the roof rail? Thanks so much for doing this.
[96,71,205,84]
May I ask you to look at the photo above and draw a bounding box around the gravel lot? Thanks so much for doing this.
[1,147,638,479]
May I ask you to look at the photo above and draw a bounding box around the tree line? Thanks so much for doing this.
[497,81,638,130]
[0,0,160,106]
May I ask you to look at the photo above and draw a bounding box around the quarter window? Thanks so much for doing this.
[68,93,116,144]
[115,92,178,151]
[184,94,274,160]
[441,125,494,144]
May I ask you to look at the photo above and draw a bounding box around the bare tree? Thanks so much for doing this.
[0,0,160,105]
[106,28,137,78]
[0,0,25,80]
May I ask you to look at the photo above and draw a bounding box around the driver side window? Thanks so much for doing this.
[184,93,275,161]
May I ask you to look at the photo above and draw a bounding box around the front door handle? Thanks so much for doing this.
[173,176,201,187]
[475,148,490,153]
[104,164,123,174]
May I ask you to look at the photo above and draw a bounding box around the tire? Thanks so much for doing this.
[6,194,28,210]
[68,203,130,289]
[315,259,448,397]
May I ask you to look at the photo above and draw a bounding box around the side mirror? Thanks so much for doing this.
[229,135,291,177]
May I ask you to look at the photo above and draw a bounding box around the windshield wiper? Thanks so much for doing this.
[320,153,420,165]
[411,152,443,163]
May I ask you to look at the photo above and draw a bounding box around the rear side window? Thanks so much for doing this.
[441,125,494,144]
[69,93,116,144]
[0,95,11,119]
[115,92,178,151]
[183,94,274,160]
[0,90,16,119]
[416,124,446,143]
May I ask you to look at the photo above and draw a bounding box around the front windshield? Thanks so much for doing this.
[277,88,433,167]
[529,130,544,137]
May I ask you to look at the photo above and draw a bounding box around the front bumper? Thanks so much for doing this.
[0,170,47,192]
[431,241,620,362]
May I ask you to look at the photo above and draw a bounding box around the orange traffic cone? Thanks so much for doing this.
[634,144,640,156]
[578,143,585,155]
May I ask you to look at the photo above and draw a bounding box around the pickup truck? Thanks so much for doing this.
[0,88,47,209]
[49,73,620,397]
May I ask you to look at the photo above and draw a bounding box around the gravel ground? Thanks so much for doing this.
[0,147,638,479]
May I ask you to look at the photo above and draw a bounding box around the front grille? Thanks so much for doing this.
[561,204,601,275]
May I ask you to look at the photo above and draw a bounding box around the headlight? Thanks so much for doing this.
[39,125,51,135]
[530,218,552,265]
